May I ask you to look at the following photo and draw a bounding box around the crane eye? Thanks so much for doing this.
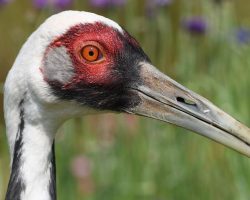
[81,45,103,62]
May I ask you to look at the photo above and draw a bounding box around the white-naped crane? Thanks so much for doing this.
[4,11,250,200]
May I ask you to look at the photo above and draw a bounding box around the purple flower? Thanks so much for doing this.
[146,0,173,18]
[90,0,109,7]
[89,0,126,8]
[0,0,12,6]
[182,17,208,35]
[33,0,48,9]
[236,28,250,44]
[54,0,72,9]
[155,0,172,6]
[33,0,72,10]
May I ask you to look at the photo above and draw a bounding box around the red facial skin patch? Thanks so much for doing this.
[41,21,148,111]
[47,22,125,88]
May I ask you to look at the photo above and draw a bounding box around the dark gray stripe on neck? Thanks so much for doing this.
[49,141,57,200]
[6,99,26,200]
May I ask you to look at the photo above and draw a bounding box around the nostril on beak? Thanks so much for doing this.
[176,96,198,108]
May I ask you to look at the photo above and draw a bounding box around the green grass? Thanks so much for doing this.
[0,0,250,199]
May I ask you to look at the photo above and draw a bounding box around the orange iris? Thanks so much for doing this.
[81,45,101,62]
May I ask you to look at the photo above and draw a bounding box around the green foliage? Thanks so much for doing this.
[0,0,250,199]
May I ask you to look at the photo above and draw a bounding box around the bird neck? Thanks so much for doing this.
[5,98,58,200]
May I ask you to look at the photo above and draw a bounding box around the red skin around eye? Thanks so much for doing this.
[49,23,124,88]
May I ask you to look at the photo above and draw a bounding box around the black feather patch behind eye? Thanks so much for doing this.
[48,79,141,111]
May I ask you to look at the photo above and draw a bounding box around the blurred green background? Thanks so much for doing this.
[0,0,250,199]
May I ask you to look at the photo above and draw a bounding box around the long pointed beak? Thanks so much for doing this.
[127,62,250,157]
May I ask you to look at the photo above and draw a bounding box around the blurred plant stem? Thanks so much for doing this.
[190,0,202,15]
[73,117,84,152]
[167,0,181,78]
[0,87,4,123]
[233,0,250,27]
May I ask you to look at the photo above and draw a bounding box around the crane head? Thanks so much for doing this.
[5,11,250,157]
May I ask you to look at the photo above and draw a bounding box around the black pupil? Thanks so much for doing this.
[89,50,94,56]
